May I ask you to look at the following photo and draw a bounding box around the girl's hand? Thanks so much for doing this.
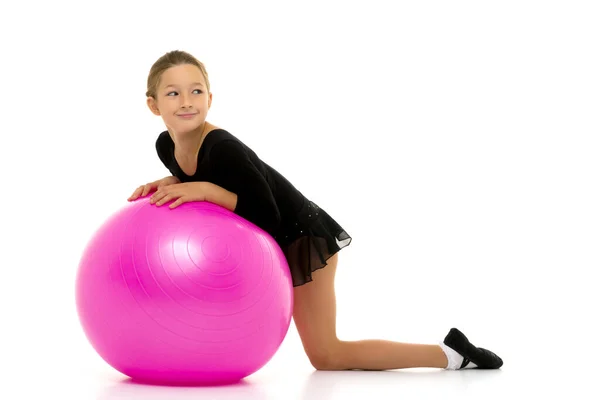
[149,182,209,209]
[128,176,181,201]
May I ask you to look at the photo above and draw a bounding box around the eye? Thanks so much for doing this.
[166,89,202,96]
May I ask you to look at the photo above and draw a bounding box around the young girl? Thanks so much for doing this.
[128,50,503,372]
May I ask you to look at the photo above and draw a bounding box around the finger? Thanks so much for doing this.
[128,186,143,200]
[133,186,143,197]
[155,194,175,207]
[150,188,168,203]
[141,184,155,197]
[169,197,185,209]
[150,192,161,203]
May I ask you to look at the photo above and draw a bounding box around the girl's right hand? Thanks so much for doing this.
[128,176,181,201]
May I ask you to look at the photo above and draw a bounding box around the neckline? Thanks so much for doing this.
[171,128,224,177]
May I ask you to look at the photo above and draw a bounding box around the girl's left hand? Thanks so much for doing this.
[149,182,208,209]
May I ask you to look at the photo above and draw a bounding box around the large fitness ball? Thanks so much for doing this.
[75,197,294,385]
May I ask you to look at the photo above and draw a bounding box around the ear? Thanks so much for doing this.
[147,97,161,116]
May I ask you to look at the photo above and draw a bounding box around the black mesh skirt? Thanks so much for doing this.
[272,199,352,287]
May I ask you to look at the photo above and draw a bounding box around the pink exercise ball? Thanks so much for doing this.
[75,197,294,385]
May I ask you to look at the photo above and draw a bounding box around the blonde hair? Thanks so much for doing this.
[145,50,211,99]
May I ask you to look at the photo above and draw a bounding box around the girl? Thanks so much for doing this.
[128,50,503,372]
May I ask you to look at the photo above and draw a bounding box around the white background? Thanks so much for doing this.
[1,0,599,398]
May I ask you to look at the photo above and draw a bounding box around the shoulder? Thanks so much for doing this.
[205,129,248,155]
[155,130,172,149]
[205,130,259,171]
[157,130,171,141]
[209,139,249,165]
[155,130,173,165]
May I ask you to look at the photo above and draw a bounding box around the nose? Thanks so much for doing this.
[179,94,192,108]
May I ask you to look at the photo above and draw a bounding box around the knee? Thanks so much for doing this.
[306,342,345,371]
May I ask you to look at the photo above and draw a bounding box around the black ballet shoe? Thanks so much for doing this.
[443,328,503,369]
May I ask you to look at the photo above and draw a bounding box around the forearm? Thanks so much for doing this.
[204,182,238,212]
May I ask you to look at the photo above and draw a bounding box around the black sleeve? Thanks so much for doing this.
[156,133,170,168]
[155,132,178,176]
[209,140,281,234]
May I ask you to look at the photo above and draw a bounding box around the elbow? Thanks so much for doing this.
[233,195,281,234]
[268,209,282,233]
[259,204,281,235]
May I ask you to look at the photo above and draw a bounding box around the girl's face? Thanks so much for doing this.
[147,64,212,136]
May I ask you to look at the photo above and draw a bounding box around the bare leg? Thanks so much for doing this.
[292,253,448,371]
